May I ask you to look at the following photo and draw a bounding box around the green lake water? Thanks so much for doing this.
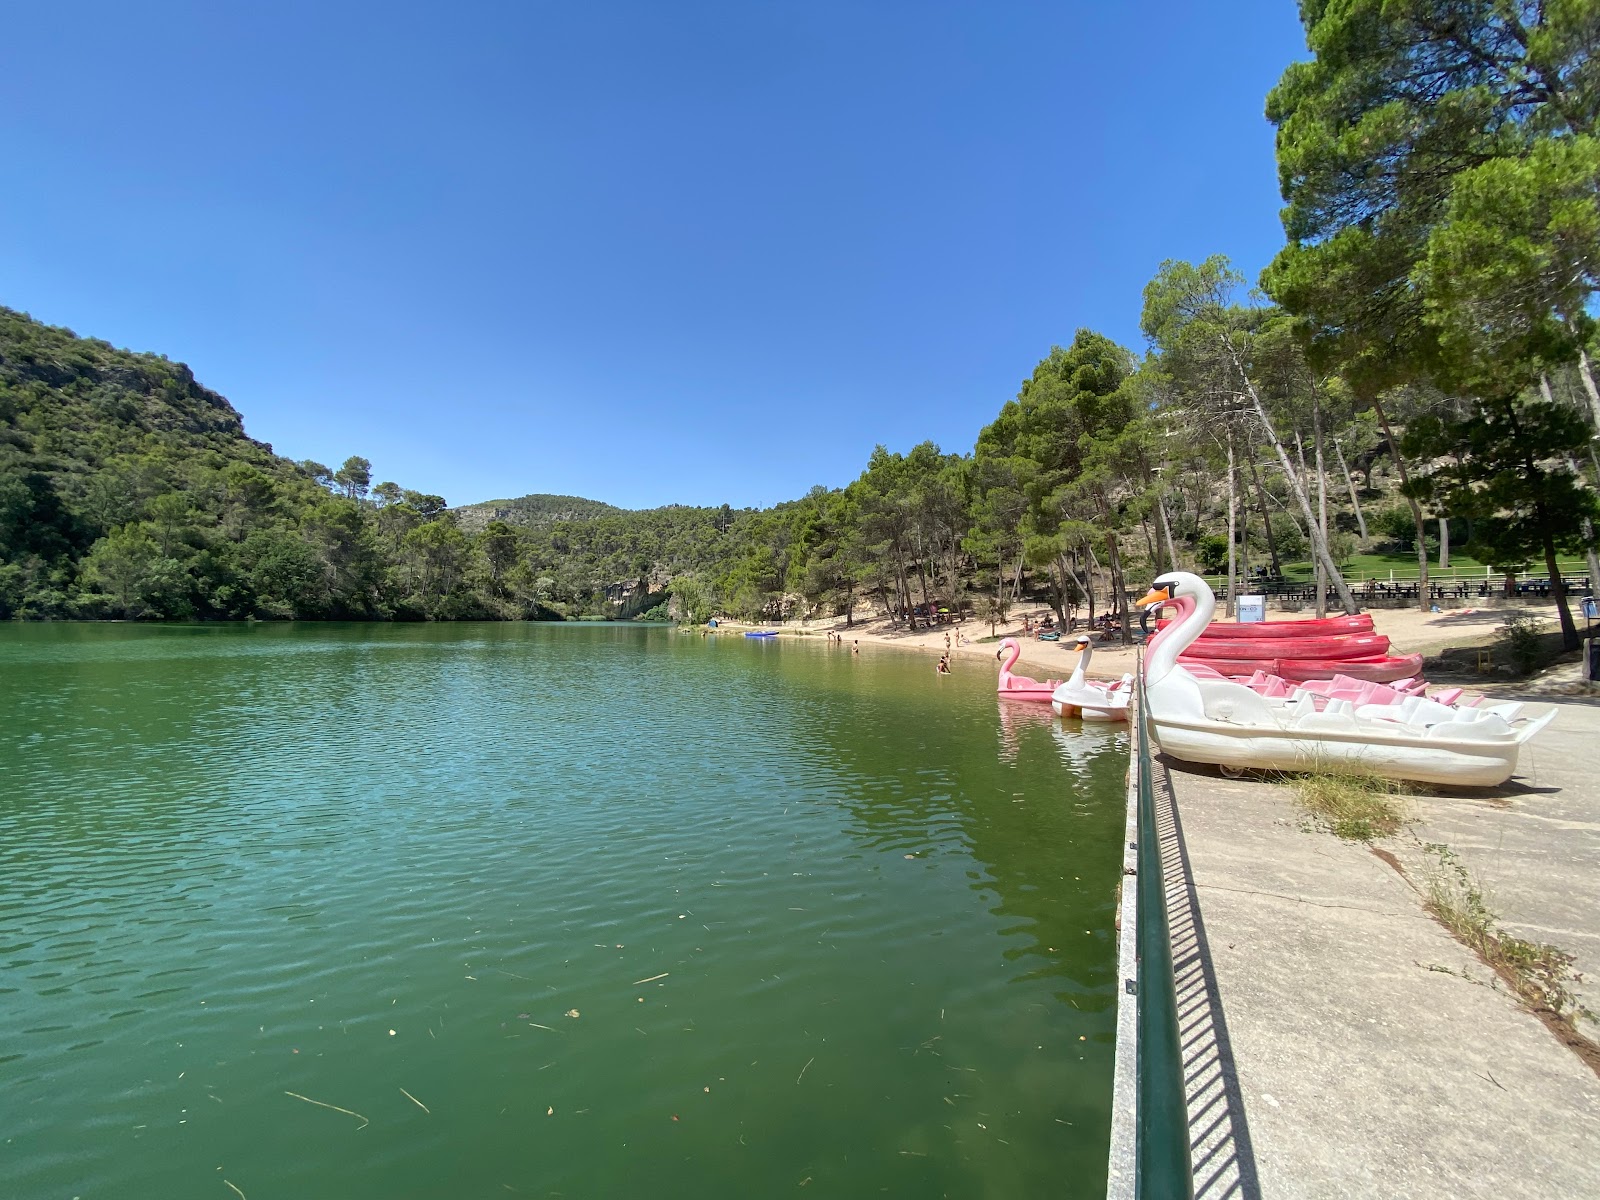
[0,623,1128,1199]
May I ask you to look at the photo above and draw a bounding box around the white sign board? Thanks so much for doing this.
[1237,595,1266,624]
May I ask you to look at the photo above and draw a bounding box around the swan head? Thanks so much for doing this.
[1136,570,1212,611]
[1135,583,1171,610]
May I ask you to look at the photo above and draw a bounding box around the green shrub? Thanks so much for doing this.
[1497,611,1543,675]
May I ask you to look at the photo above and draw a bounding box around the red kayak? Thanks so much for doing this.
[1160,614,1375,638]
[1179,653,1423,683]
[1180,633,1392,660]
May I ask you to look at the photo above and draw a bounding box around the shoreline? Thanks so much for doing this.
[703,596,1581,693]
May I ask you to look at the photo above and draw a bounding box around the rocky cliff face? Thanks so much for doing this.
[451,493,625,532]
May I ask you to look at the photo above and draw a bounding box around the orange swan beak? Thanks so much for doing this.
[1134,586,1171,610]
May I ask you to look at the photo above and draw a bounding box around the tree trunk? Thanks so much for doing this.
[1564,455,1600,602]
[1240,491,1251,593]
[1313,392,1329,620]
[896,550,916,629]
[1245,453,1282,575]
[1105,531,1130,646]
[1226,433,1238,618]
[1138,511,1157,567]
[946,535,965,620]
[1576,346,1600,432]
[1372,394,1429,611]
[1088,544,1100,620]
[1157,488,1179,572]
[1438,517,1450,570]
[1079,544,1097,626]
[1334,437,1368,543]
[1064,551,1090,628]
[1227,349,1358,613]
[1543,530,1580,651]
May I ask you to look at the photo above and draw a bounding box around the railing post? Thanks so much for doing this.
[1133,660,1194,1199]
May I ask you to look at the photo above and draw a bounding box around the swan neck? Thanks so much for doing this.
[1146,589,1211,684]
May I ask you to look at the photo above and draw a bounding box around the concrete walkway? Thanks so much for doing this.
[1158,700,1600,1199]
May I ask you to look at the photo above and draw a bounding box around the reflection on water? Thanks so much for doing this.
[0,623,1127,1199]
[997,698,1126,770]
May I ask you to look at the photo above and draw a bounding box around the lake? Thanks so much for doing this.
[0,623,1127,1198]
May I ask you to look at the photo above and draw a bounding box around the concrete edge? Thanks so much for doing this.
[1106,693,1141,1198]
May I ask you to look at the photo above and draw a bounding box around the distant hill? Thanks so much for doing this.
[0,305,514,620]
[0,305,754,623]
[452,493,625,532]
[0,305,311,614]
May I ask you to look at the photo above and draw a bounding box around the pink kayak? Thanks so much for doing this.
[1180,633,1392,660]
[1160,614,1375,638]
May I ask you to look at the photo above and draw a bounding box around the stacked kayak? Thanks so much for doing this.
[1161,612,1423,684]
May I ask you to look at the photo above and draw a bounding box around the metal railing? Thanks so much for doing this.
[1132,661,1194,1199]
[1199,561,1593,591]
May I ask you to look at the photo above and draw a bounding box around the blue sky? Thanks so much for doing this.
[2,2,1307,510]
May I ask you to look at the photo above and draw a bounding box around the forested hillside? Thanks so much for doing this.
[0,306,495,620]
[5,4,1599,636]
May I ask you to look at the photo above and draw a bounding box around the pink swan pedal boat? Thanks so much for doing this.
[1137,572,1554,787]
[1051,635,1133,722]
[995,637,1062,702]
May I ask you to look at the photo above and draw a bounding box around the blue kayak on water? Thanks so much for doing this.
[745,631,778,638]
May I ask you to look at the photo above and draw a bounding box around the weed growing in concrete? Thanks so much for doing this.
[1422,844,1596,1031]
[1292,771,1412,841]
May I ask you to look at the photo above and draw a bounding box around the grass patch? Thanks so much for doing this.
[1291,770,1412,841]
[1248,552,1587,583]
[1421,844,1599,1069]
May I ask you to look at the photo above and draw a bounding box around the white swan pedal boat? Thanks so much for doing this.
[1051,635,1133,722]
[1136,572,1555,787]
